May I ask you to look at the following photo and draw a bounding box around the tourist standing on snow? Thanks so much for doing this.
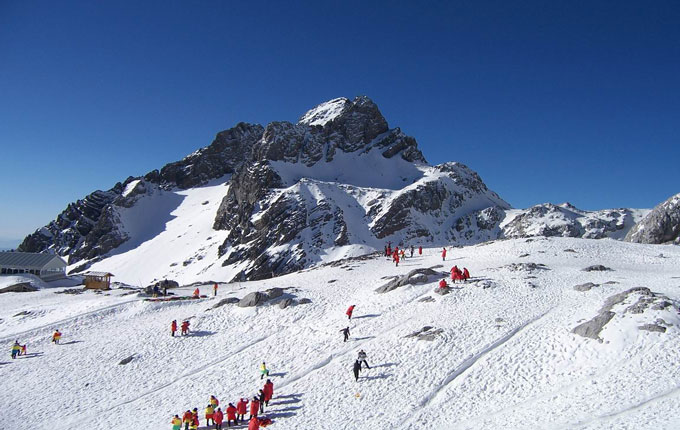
[11,341,21,359]
[439,279,448,289]
[263,379,274,406]
[52,329,61,344]
[226,403,238,427]
[236,398,248,422]
[463,267,470,281]
[193,288,200,298]
[358,350,370,369]
[213,283,218,297]
[346,305,356,320]
[258,389,266,413]
[442,247,447,261]
[205,404,215,426]
[210,395,219,409]
[410,245,414,257]
[400,248,406,260]
[418,245,422,255]
[341,327,350,342]
[353,360,362,381]
[260,362,269,379]
[249,396,260,419]
[182,410,193,430]
[394,251,400,267]
[190,408,199,430]
[171,414,182,430]
[171,320,177,337]
[181,320,190,335]
[213,407,224,430]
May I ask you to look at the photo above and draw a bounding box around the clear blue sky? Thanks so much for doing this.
[1,1,679,247]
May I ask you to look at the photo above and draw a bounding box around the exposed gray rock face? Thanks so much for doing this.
[625,193,680,244]
[375,267,444,293]
[211,297,240,309]
[583,265,612,272]
[434,287,450,295]
[502,203,641,240]
[238,292,267,307]
[573,287,678,341]
[502,262,549,273]
[405,326,444,341]
[573,282,599,292]
[278,298,295,309]
[118,355,135,365]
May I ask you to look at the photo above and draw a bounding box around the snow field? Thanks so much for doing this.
[2,237,680,429]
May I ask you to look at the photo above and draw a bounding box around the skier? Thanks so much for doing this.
[182,410,193,430]
[236,398,248,422]
[358,349,370,369]
[260,361,269,379]
[181,320,190,336]
[463,267,470,281]
[249,396,260,419]
[263,379,274,406]
[226,403,238,427]
[213,283,218,297]
[340,326,350,342]
[171,320,177,337]
[11,341,21,359]
[346,305,356,320]
[205,404,215,426]
[193,288,200,298]
[442,247,447,261]
[418,245,422,255]
[353,359,361,381]
[171,414,182,430]
[258,389,266,413]
[439,278,448,289]
[213,407,224,430]
[52,329,62,344]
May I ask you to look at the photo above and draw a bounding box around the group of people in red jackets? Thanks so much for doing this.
[385,242,423,267]
[172,378,275,430]
[438,265,471,288]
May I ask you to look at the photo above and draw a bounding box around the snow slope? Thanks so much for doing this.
[2,237,680,430]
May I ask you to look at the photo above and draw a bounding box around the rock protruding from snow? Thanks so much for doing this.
[405,326,444,341]
[583,265,612,272]
[573,282,599,292]
[375,267,444,293]
[238,292,267,307]
[625,193,680,244]
[0,283,38,294]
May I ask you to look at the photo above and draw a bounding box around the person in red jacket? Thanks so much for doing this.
[441,247,447,261]
[171,320,177,337]
[394,252,400,267]
[248,416,260,430]
[418,245,422,255]
[346,305,355,320]
[193,287,200,298]
[213,407,224,430]
[182,410,193,430]
[236,398,248,422]
[213,283,218,297]
[225,403,238,427]
[263,379,274,406]
[249,397,260,420]
[439,278,448,289]
[181,320,190,335]
[451,266,462,283]
[463,267,470,281]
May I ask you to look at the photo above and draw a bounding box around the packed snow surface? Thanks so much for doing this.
[2,237,680,430]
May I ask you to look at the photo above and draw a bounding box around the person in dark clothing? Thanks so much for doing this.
[353,360,362,381]
[258,389,266,413]
[357,350,370,369]
[340,327,350,342]
[410,245,414,257]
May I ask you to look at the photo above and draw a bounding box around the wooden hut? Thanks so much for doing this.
[83,272,114,290]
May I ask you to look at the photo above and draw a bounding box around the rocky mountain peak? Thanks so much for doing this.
[625,193,680,244]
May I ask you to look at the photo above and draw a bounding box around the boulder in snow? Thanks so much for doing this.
[573,282,599,292]
[238,292,267,307]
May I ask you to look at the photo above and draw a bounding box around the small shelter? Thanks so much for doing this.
[83,272,114,290]
[0,251,67,281]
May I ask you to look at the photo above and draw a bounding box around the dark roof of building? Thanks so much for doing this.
[0,252,67,269]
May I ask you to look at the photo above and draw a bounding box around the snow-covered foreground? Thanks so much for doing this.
[2,238,680,430]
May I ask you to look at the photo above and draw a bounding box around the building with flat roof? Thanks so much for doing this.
[0,252,68,281]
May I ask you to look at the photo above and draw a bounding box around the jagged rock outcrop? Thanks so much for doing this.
[625,193,680,244]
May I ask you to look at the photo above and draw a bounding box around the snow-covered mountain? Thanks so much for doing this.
[15,96,669,286]
[625,193,680,244]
